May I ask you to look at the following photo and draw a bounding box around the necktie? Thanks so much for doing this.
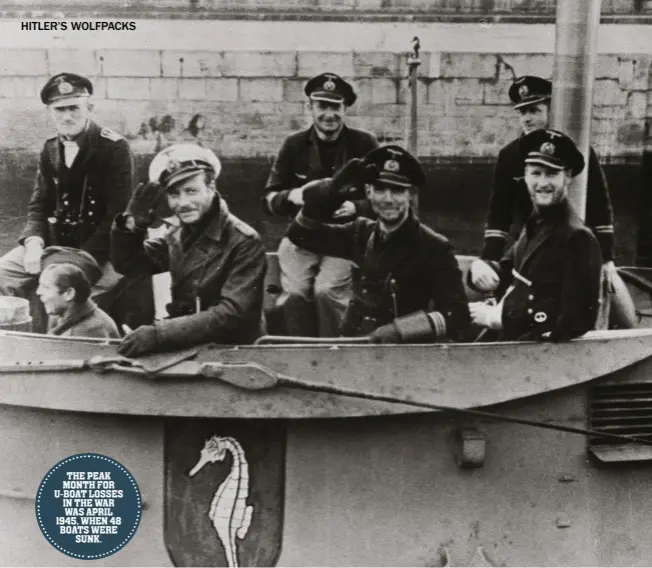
[62,140,79,168]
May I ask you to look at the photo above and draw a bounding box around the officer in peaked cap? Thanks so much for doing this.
[304,72,357,107]
[287,145,470,343]
[471,74,621,328]
[262,71,379,338]
[37,246,120,338]
[111,143,267,357]
[508,75,552,109]
[0,71,135,332]
[469,129,602,341]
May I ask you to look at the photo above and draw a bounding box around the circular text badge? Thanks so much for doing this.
[35,453,142,560]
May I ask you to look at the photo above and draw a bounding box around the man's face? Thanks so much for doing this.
[368,183,412,227]
[48,99,91,139]
[36,268,71,317]
[524,163,570,209]
[166,172,215,225]
[518,103,549,134]
[310,100,345,136]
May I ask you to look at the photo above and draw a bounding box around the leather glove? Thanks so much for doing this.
[369,321,402,344]
[117,181,165,231]
[301,178,338,221]
[118,325,159,357]
[330,158,378,202]
[469,259,500,292]
[302,159,378,221]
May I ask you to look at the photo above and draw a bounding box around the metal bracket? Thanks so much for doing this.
[450,427,486,468]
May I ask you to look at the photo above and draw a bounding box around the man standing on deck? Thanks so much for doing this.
[263,72,379,337]
[287,145,470,343]
[469,76,618,303]
[0,73,134,311]
[112,143,266,357]
[469,129,602,341]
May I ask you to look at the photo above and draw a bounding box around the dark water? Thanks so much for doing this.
[0,151,643,265]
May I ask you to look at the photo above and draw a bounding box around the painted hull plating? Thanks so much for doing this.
[1,327,652,566]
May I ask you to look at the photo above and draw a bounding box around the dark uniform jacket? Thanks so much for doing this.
[111,198,266,349]
[19,120,135,266]
[48,300,120,339]
[288,211,470,339]
[263,125,379,222]
[482,136,614,262]
[483,200,601,341]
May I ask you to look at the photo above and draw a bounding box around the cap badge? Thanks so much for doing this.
[518,84,530,98]
[384,159,400,173]
[323,79,336,92]
[58,81,73,95]
[167,157,182,173]
[540,142,555,156]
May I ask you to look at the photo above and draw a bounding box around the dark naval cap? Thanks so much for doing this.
[520,129,585,177]
[304,73,357,106]
[364,145,426,190]
[40,73,93,107]
[149,143,222,189]
[41,246,103,286]
[509,76,552,109]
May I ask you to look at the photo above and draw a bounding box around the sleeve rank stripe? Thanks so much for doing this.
[427,311,447,338]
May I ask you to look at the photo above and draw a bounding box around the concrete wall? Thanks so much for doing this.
[0,19,650,263]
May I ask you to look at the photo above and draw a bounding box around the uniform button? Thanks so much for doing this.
[362,289,368,294]
[528,294,534,300]
[527,309,533,314]
[90,199,95,204]
[63,201,69,206]
[88,212,93,216]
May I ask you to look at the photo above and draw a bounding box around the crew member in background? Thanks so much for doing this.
[470,76,621,323]
[0,73,134,319]
[469,129,602,341]
[263,72,379,337]
[37,246,119,338]
[287,145,470,343]
[112,144,266,357]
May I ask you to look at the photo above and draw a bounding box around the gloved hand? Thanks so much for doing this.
[118,325,159,357]
[469,259,500,292]
[369,321,402,344]
[330,158,378,202]
[469,301,503,330]
[23,238,44,274]
[118,181,165,230]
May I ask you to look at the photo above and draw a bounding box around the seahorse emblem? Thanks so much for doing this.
[189,436,254,568]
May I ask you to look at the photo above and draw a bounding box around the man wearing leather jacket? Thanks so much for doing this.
[287,145,470,343]
[111,143,266,357]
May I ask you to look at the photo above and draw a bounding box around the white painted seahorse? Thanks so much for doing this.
[189,436,254,568]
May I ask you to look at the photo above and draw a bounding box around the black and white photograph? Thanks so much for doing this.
[0,0,651,565]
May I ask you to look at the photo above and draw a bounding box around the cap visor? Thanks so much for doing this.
[374,175,413,189]
[513,95,550,110]
[48,94,91,108]
[164,168,206,190]
[525,155,565,170]
[310,93,345,104]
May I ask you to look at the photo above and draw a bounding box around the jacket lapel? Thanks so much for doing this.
[168,199,228,286]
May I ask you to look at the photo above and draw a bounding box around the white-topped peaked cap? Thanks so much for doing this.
[148,143,222,189]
